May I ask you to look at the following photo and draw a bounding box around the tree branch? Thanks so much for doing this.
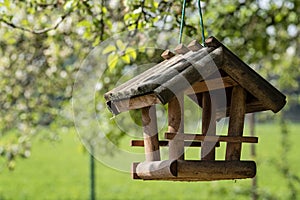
[0,11,71,34]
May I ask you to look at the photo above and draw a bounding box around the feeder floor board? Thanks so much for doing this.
[132,160,256,181]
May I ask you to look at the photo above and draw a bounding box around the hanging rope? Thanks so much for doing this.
[179,0,206,45]
[178,0,187,44]
[197,0,206,46]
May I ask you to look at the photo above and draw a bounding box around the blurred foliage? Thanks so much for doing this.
[0,0,299,168]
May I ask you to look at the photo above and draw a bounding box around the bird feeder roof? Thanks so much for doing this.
[105,36,286,115]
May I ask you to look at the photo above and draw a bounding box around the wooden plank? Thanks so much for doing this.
[135,160,177,180]
[161,49,175,60]
[176,160,256,181]
[187,40,203,51]
[142,106,161,161]
[168,94,185,160]
[225,86,246,160]
[201,92,216,160]
[205,36,286,113]
[184,76,238,95]
[132,160,256,181]
[216,100,266,119]
[165,132,258,143]
[131,140,202,147]
[174,44,190,54]
[154,47,223,104]
[108,93,161,115]
[105,48,197,102]
[131,140,221,147]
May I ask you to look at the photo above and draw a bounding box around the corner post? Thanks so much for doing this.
[142,105,161,161]
[168,93,185,160]
[226,86,247,160]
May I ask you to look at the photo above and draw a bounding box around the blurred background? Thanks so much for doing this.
[0,0,299,199]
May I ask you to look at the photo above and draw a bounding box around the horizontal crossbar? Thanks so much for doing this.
[131,140,200,147]
[165,132,258,143]
[131,140,220,147]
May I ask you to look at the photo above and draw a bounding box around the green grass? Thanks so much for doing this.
[0,122,300,200]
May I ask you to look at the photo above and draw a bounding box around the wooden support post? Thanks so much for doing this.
[201,92,216,160]
[226,86,247,160]
[168,93,185,160]
[142,106,161,161]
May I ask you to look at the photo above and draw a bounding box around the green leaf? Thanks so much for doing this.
[107,53,119,69]
[93,36,100,47]
[103,45,116,54]
[116,40,126,51]
[77,20,92,28]
[102,7,107,14]
[121,54,131,64]
[125,47,137,60]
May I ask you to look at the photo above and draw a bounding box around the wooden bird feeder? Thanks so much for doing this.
[104,36,286,181]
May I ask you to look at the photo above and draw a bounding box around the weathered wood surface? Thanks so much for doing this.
[176,160,256,181]
[205,36,286,113]
[134,160,177,180]
[184,76,238,95]
[131,140,202,147]
[216,100,265,119]
[142,106,161,161]
[105,47,214,103]
[132,160,256,181]
[168,94,185,160]
[201,92,216,160]
[187,40,203,51]
[154,47,223,104]
[165,132,258,143]
[108,93,161,115]
[174,44,190,54]
[225,86,246,160]
[161,49,175,60]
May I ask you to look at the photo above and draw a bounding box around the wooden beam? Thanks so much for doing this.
[165,132,258,143]
[205,36,286,113]
[168,94,185,160]
[216,100,267,119]
[142,106,161,161]
[131,140,221,147]
[201,92,216,160]
[108,93,161,115]
[174,44,190,54]
[154,47,223,104]
[161,49,175,60]
[132,160,256,181]
[184,76,238,95]
[176,160,256,181]
[131,140,202,147]
[226,86,247,160]
[134,160,177,180]
[187,40,203,51]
